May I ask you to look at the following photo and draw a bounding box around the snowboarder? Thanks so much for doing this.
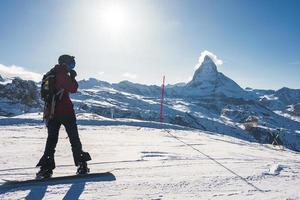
[36,55,91,179]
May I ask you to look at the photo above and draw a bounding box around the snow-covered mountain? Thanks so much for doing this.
[275,87,300,105]
[70,56,300,151]
[0,77,41,116]
[184,55,249,98]
[247,87,300,121]
[79,78,111,89]
[0,55,299,151]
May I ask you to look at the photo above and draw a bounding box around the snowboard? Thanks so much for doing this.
[1,172,116,189]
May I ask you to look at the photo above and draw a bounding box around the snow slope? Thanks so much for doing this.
[0,116,300,199]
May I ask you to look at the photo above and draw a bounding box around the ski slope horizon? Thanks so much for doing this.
[0,114,299,199]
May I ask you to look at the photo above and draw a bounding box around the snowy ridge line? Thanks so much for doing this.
[162,129,267,193]
[0,159,145,172]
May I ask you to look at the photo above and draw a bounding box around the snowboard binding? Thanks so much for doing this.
[36,167,53,179]
[77,162,90,175]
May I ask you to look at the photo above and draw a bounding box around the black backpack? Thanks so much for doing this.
[41,69,64,121]
[41,69,56,104]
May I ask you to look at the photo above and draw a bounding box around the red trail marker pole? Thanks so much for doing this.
[160,76,165,127]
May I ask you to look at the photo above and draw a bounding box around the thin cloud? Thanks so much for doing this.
[98,71,104,76]
[195,50,223,69]
[122,72,137,79]
[0,64,42,82]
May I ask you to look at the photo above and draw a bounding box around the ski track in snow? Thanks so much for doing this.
[0,123,300,200]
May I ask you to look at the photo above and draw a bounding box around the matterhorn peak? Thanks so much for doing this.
[203,55,216,64]
[188,55,219,86]
[198,55,218,74]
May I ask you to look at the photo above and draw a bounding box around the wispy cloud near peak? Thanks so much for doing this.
[0,64,42,82]
[196,50,223,69]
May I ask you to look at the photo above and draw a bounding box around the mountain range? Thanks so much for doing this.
[0,56,299,151]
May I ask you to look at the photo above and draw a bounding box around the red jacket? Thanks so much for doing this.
[53,64,78,118]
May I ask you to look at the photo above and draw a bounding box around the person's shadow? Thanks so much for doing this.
[24,182,85,200]
[0,172,116,200]
[25,185,48,200]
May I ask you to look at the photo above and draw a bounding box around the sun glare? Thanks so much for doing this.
[102,4,129,32]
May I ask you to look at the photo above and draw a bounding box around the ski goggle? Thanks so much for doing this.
[67,61,76,70]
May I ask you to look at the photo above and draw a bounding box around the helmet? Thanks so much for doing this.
[58,54,75,69]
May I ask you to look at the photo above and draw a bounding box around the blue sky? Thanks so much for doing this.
[0,0,299,89]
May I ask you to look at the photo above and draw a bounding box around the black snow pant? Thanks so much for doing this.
[37,115,91,169]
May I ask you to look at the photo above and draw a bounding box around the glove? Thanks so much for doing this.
[70,69,77,80]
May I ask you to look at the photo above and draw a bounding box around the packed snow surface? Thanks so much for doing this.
[0,116,300,199]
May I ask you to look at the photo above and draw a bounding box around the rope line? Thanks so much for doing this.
[163,130,265,193]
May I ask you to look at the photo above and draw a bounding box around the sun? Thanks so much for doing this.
[102,4,129,32]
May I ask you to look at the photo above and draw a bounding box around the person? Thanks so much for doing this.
[36,55,91,179]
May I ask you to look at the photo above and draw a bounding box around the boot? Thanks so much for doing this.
[77,162,90,175]
[36,167,53,179]
[36,155,55,170]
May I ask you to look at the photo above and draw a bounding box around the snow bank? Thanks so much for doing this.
[263,164,284,176]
